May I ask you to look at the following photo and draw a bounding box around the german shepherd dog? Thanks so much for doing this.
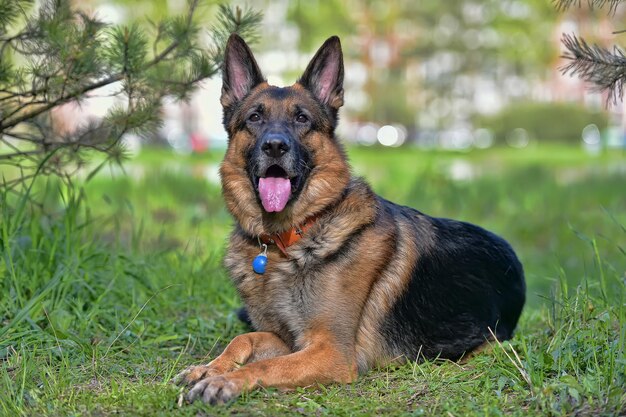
[177,34,525,405]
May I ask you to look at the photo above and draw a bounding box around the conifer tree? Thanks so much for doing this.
[558,0,626,104]
[0,0,261,188]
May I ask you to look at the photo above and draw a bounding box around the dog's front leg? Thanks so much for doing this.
[176,331,291,387]
[186,330,357,405]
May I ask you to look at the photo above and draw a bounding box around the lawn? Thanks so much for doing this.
[1,144,625,416]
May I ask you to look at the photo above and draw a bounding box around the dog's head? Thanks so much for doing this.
[219,34,351,235]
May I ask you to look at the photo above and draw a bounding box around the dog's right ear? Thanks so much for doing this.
[221,34,265,109]
[298,36,344,112]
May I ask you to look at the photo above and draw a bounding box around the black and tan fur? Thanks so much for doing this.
[177,34,525,405]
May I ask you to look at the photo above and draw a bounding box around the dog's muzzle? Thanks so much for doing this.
[251,131,302,213]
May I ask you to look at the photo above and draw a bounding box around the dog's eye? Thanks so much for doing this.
[295,114,309,124]
[248,113,261,123]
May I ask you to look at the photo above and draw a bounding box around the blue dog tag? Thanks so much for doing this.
[252,243,268,275]
[252,254,267,274]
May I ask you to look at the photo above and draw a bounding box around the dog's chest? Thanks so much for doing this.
[227,250,320,347]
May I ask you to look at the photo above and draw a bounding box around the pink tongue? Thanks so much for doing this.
[258,177,292,212]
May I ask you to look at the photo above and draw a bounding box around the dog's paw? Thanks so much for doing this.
[185,376,242,405]
[173,365,222,387]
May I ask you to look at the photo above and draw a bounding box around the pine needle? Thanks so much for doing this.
[553,0,626,13]
[560,33,626,104]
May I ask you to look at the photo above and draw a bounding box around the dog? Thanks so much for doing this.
[176,34,525,405]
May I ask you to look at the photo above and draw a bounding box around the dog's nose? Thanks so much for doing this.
[261,134,290,158]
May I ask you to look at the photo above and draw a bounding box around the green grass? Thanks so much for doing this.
[1,145,625,416]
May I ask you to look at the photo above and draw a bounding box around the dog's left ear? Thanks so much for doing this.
[298,36,344,111]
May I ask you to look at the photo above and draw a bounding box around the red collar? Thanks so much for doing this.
[259,215,320,257]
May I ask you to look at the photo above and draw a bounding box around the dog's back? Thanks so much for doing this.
[377,198,525,361]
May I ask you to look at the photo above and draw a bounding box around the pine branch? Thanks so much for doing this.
[560,33,626,104]
[209,5,263,67]
[0,73,124,130]
[0,0,262,187]
[554,0,626,13]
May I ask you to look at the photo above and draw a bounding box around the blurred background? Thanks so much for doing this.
[52,0,625,153]
[6,0,625,306]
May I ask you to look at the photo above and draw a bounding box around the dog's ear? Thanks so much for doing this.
[299,36,344,111]
[221,34,265,109]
